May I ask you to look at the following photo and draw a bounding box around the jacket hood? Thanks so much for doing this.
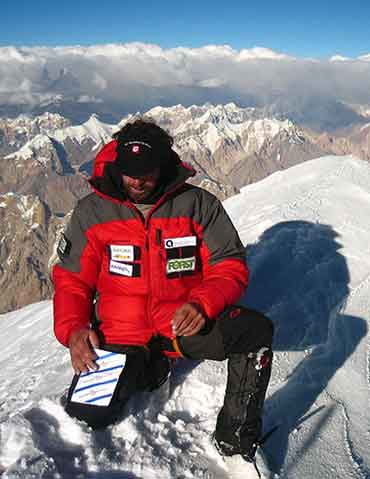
[89,139,196,202]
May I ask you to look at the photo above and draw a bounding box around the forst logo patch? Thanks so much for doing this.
[167,257,196,274]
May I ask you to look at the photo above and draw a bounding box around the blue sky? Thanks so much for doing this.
[1,0,369,58]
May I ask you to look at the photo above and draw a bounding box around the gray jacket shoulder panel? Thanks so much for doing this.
[57,194,135,273]
[153,185,245,265]
[73,193,135,231]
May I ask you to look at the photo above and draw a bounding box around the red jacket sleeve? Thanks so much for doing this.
[52,206,102,347]
[188,196,248,318]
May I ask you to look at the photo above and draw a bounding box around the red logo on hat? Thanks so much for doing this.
[132,145,140,154]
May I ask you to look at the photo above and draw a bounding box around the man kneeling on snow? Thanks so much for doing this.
[52,119,273,476]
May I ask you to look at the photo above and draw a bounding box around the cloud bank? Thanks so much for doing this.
[1,43,370,121]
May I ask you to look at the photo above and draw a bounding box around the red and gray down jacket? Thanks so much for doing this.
[52,140,248,350]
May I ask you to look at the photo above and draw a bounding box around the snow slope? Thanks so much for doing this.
[1,155,370,478]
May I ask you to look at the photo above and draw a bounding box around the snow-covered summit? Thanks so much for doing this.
[165,103,302,155]
[0,113,70,155]
[120,103,303,168]
[5,134,53,162]
[0,112,70,136]
[0,154,369,478]
[147,102,258,131]
[51,114,117,146]
[3,115,117,166]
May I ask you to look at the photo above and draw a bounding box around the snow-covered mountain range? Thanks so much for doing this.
[0,102,337,204]
[1,103,309,185]
[0,155,369,478]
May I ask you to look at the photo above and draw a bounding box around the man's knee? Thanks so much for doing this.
[177,306,274,360]
[178,320,226,360]
[217,305,274,355]
[238,307,274,344]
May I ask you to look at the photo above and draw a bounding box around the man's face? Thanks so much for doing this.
[122,168,161,202]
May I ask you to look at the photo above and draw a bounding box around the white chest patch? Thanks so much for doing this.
[164,236,197,249]
[109,260,134,277]
[109,245,135,262]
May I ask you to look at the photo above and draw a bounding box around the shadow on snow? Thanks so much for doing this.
[242,220,368,474]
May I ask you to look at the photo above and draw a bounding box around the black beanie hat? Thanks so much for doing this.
[115,137,171,177]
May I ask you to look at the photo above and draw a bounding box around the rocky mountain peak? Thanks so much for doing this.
[0,192,62,313]
[5,134,54,164]
[0,113,70,156]
[0,193,47,230]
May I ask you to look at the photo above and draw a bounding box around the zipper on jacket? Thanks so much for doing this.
[156,229,164,282]
[127,195,184,339]
[145,233,149,250]
[145,225,155,336]
[123,200,155,334]
[156,229,162,246]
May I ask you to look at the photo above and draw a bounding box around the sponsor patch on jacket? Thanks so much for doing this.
[57,233,72,259]
[164,236,197,249]
[109,260,134,277]
[109,244,135,262]
[166,257,196,274]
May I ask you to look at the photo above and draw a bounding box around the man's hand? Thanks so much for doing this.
[172,302,206,337]
[68,328,100,374]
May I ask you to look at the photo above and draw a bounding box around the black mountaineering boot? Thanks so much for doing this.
[214,347,273,459]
